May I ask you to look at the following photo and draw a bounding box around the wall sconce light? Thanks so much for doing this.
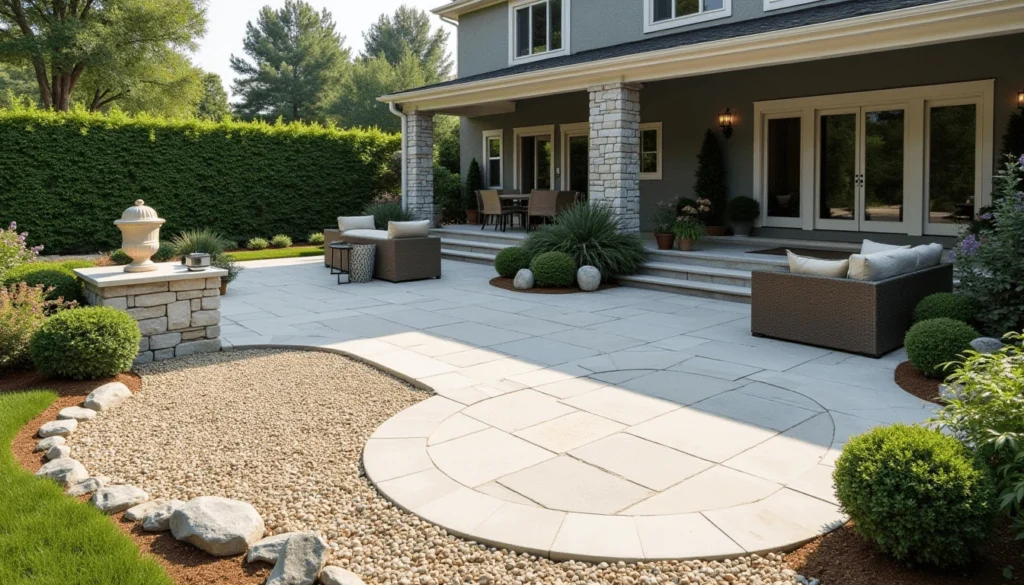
[719,108,734,140]
[1018,89,1024,109]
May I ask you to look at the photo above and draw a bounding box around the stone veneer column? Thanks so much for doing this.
[406,111,435,221]
[588,83,642,233]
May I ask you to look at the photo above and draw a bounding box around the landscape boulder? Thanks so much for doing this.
[83,382,132,412]
[320,567,367,585]
[92,485,149,514]
[170,496,265,556]
[971,337,1005,354]
[266,532,328,585]
[124,500,165,522]
[513,269,535,290]
[34,436,65,452]
[246,533,292,565]
[45,445,71,460]
[577,266,601,292]
[57,406,98,421]
[142,500,186,532]
[67,476,109,497]
[35,458,88,487]
[38,419,78,438]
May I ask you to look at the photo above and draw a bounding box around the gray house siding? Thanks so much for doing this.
[461,33,1024,236]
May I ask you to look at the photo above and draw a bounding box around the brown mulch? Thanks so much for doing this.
[3,368,270,585]
[489,276,618,295]
[749,247,853,261]
[787,521,1024,584]
[894,361,944,404]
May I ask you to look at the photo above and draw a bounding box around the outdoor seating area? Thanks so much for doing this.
[476,190,581,232]
[324,216,442,283]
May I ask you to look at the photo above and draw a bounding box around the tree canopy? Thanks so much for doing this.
[362,5,452,84]
[196,73,230,120]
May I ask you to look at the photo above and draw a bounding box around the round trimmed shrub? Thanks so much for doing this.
[308,232,325,246]
[905,318,979,378]
[270,234,293,249]
[153,241,176,262]
[2,263,82,303]
[834,424,996,568]
[494,247,532,278]
[725,196,760,222]
[530,252,576,288]
[247,237,270,250]
[29,306,141,380]
[108,249,132,265]
[913,293,976,324]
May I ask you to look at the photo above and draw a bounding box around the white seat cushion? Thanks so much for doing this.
[861,239,910,255]
[388,220,431,239]
[338,215,376,233]
[343,229,388,241]
[848,248,920,281]
[912,243,944,269]
[786,251,850,279]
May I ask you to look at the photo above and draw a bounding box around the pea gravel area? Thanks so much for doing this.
[69,349,802,585]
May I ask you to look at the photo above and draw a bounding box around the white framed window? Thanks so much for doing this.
[508,0,570,66]
[483,129,503,189]
[640,122,663,181]
[645,0,731,34]
[763,0,822,12]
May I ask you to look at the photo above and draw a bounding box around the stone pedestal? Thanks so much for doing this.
[75,264,228,365]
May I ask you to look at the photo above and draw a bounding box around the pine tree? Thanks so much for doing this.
[694,129,728,225]
[362,6,453,84]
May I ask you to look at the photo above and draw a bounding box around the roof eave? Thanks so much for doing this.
[431,0,505,21]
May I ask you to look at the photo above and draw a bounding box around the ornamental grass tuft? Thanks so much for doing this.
[522,204,647,280]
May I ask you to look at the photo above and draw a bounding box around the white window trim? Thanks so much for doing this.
[508,0,571,67]
[560,122,588,191]
[482,129,504,189]
[640,122,663,181]
[644,0,731,34]
[763,0,821,12]
[512,125,556,191]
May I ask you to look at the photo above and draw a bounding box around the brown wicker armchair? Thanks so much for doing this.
[323,229,441,283]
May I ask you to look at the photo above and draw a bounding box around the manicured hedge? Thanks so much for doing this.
[0,109,400,254]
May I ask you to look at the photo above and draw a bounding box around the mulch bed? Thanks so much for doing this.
[749,247,853,261]
[489,276,618,294]
[2,368,269,585]
[894,361,944,404]
[787,521,1024,584]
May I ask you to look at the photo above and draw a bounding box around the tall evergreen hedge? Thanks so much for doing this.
[0,109,401,254]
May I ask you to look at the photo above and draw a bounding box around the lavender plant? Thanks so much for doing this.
[0,221,43,280]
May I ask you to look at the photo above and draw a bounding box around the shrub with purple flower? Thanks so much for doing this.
[0,221,43,280]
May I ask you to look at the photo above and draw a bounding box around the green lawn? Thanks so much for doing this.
[0,391,173,585]
[227,246,324,262]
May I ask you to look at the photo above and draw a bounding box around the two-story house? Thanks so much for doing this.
[380,0,1024,243]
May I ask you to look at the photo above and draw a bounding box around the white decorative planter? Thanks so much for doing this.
[114,200,166,273]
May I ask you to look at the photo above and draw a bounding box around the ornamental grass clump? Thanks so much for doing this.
[29,306,141,380]
[834,424,996,568]
[364,198,413,230]
[0,283,77,371]
[523,204,647,280]
[2,264,83,304]
[308,232,325,246]
[270,234,293,248]
[171,229,233,258]
[247,237,269,250]
[905,318,979,378]
[494,247,532,279]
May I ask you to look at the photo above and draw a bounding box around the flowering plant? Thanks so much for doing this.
[0,282,76,371]
[674,198,711,241]
[0,221,43,280]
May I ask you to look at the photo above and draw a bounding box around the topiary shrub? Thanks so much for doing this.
[905,318,979,378]
[29,306,141,380]
[494,247,532,278]
[1,263,82,303]
[530,252,576,288]
[913,293,976,324]
[522,204,647,280]
[247,237,269,250]
[270,234,292,249]
[308,232,325,246]
[834,424,996,568]
[724,196,761,222]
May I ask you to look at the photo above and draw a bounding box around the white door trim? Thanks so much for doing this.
[513,124,556,191]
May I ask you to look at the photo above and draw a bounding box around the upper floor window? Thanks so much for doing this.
[646,0,731,33]
[763,0,822,11]
[509,0,570,65]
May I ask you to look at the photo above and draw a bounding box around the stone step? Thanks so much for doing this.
[705,235,863,252]
[430,228,525,246]
[438,238,513,256]
[637,262,752,288]
[646,248,789,273]
[441,248,497,266]
[615,274,752,304]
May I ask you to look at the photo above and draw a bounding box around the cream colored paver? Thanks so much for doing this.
[375,468,462,510]
[428,428,554,487]
[533,377,608,399]
[692,391,819,432]
[621,371,741,405]
[497,456,652,514]
[628,408,778,463]
[413,487,505,535]
[724,414,833,484]
[490,337,601,367]
[463,390,577,433]
[549,514,644,562]
[570,434,712,491]
[786,464,839,505]
[363,438,433,483]
[634,514,744,560]
[476,482,538,506]
[458,357,545,384]
[370,349,459,379]
[563,386,679,426]
[703,488,845,554]
[624,467,781,516]
[419,372,478,391]
[506,365,590,389]
[473,502,565,556]
[514,412,625,453]
[436,348,507,368]
[427,414,489,446]
[370,397,464,439]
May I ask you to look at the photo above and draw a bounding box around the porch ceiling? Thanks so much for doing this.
[382,0,1024,114]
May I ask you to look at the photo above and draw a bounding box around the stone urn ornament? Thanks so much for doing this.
[114,200,166,273]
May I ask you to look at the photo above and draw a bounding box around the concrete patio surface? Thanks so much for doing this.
[219,257,936,562]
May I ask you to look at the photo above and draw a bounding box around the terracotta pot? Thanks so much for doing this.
[705,225,727,237]
[654,233,675,250]
[466,210,479,225]
[677,238,695,252]
[219,279,228,296]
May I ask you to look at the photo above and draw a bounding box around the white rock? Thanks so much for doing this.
[170,496,265,557]
[35,458,88,487]
[83,382,132,412]
[124,499,165,522]
[57,406,98,421]
[266,532,328,585]
[92,485,149,514]
[34,436,66,452]
[142,500,186,532]
[246,533,292,565]
[67,476,109,497]
[38,419,78,438]
[320,567,366,585]
[513,269,534,290]
[45,445,71,460]
[577,266,601,292]
[971,337,1004,354]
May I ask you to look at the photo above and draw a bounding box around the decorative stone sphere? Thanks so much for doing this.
[970,337,1004,354]
[577,266,601,292]
[114,200,166,273]
[513,269,535,290]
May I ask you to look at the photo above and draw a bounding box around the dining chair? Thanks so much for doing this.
[527,190,558,231]
[480,190,516,232]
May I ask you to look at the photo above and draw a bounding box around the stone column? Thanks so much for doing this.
[588,83,642,233]
[406,111,435,221]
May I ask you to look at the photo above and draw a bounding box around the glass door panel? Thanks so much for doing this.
[818,112,858,228]
[568,135,589,194]
[535,137,552,190]
[766,117,801,222]
[927,103,978,234]
[861,108,905,228]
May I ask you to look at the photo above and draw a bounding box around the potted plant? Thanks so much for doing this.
[465,159,483,225]
[694,130,728,236]
[652,200,677,250]
[212,254,242,295]
[725,196,760,237]
[674,198,710,251]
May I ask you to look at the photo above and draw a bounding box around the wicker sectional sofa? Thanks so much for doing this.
[324,228,441,283]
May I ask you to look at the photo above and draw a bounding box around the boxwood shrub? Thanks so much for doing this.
[905,318,979,378]
[2,264,82,303]
[29,307,141,380]
[913,293,976,324]
[494,247,532,279]
[834,424,996,568]
[531,252,576,288]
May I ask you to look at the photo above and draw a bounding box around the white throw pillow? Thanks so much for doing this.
[387,220,431,239]
[338,215,376,233]
[786,251,850,278]
[861,239,910,255]
[913,243,945,269]
[848,248,920,281]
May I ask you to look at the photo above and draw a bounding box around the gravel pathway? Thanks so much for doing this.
[69,350,800,585]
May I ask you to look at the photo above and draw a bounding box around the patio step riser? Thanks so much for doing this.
[441,250,497,266]
[637,267,751,288]
[441,241,510,256]
[430,229,523,246]
[646,250,788,273]
[617,278,752,304]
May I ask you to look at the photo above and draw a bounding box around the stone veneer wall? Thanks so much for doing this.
[588,82,642,233]
[83,277,223,365]
[405,112,435,221]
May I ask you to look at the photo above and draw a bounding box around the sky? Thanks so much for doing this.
[193,0,457,97]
